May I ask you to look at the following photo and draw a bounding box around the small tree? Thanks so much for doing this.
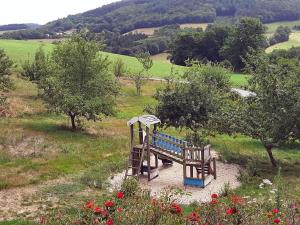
[113,58,126,79]
[235,53,300,167]
[155,63,231,142]
[0,49,13,116]
[0,49,13,91]
[131,52,153,96]
[39,31,119,130]
[21,46,48,82]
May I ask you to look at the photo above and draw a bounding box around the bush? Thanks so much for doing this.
[120,177,139,197]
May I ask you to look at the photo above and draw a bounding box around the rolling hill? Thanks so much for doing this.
[43,0,300,34]
[1,0,300,40]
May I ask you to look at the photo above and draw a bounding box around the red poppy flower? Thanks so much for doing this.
[85,200,94,209]
[211,193,218,199]
[273,218,280,224]
[170,203,183,214]
[226,208,235,215]
[117,207,123,212]
[188,212,201,222]
[272,209,280,214]
[106,218,114,225]
[104,200,114,208]
[116,192,124,199]
[101,210,109,218]
[94,207,103,214]
[210,199,218,204]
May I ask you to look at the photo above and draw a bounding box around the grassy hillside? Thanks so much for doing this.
[266,32,300,53]
[126,23,209,36]
[265,19,300,34]
[0,78,300,220]
[0,40,53,63]
[0,39,249,87]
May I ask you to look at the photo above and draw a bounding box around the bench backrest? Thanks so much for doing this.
[151,132,185,154]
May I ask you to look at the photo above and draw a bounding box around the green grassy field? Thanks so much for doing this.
[0,39,248,87]
[264,20,300,53]
[266,32,300,53]
[265,20,300,34]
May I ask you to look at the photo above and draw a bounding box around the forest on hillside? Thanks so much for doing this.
[45,0,300,33]
[1,0,300,40]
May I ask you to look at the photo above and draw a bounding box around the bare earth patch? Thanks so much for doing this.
[0,178,67,221]
[109,152,241,204]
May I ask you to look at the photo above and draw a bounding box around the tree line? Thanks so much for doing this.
[2,0,300,40]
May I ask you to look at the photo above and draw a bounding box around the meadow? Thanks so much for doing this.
[124,23,209,36]
[266,32,300,53]
[0,39,248,87]
[265,20,300,52]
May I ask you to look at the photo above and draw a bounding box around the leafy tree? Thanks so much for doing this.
[0,49,14,116]
[155,63,231,139]
[112,58,126,79]
[269,26,291,46]
[233,53,300,167]
[221,17,266,71]
[131,52,153,96]
[39,32,119,130]
[0,49,13,91]
[21,46,48,82]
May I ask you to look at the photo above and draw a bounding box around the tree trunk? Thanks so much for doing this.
[69,112,76,130]
[265,145,277,167]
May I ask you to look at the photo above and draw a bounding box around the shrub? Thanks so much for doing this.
[120,177,139,197]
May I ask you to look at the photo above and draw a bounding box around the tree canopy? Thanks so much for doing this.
[0,49,14,91]
[39,32,119,129]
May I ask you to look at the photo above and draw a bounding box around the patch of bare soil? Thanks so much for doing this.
[0,178,66,221]
[3,136,59,158]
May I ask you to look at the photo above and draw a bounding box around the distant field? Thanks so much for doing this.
[0,39,53,63]
[150,53,170,63]
[266,32,300,53]
[125,23,209,36]
[0,39,248,87]
[265,20,300,34]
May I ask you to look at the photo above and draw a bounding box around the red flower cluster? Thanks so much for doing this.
[188,212,201,222]
[211,193,218,199]
[273,218,281,224]
[105,200,114,208]
[116,191,124,199]
[272,208,280,214]
[226,208,236,215]
[85,200,94,209]
[210,193,218,205]
[106,218,114,225]
[170,202,183,214]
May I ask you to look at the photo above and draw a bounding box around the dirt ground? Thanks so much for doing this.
[109,153,241,204]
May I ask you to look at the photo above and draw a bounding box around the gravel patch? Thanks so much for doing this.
[109,153,241,204]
